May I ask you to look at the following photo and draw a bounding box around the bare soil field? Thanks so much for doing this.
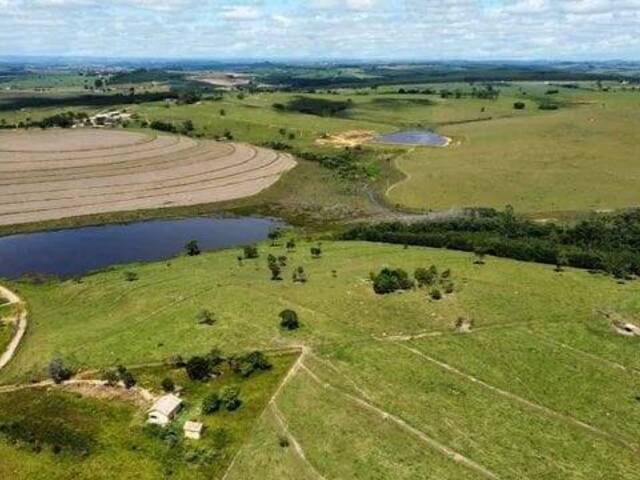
[0,129,296,225]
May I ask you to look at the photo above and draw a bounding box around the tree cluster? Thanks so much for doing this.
[343,207,640,278]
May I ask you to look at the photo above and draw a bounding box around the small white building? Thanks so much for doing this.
[183,421,204,440]
[147,394,183,426]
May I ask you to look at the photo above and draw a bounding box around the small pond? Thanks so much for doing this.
[376,129,449,146]
[0,216,283,279]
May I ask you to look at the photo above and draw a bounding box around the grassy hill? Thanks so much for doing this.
[1,240,639,478]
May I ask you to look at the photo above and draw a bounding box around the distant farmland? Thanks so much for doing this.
[0,129,296,226]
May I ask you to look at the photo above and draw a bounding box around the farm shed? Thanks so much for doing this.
[147,394,183,426]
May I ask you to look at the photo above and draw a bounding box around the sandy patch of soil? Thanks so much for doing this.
[59,381,154,408]
[0,129,296,226]
[315,130,377,147]
[600,310,640,337]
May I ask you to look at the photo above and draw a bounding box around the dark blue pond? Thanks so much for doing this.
[377,129,449,146]
[0,216,283,279]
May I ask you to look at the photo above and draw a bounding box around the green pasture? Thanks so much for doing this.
[1,241,639,477]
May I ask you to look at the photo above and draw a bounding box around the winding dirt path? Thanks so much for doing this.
[0,285,27,372]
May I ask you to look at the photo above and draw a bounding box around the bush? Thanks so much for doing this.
[185,356,212,381]
[414,265,437,287]
[513,101,526,110]
[124,271,138,282]
[201,393,221,414]
[219,386,241,411]
[292,266,307,283]
[311,246,322,258]
[185,240,201,256]
[372,268,414,294]
[229,351,272,377]
[430,288,442,300]
[243,245,259,259]
[279,309,300,330]
[161,378,175,393]
[48,358,73,384]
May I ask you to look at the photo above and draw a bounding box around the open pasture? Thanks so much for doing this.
[1,241,639,478]
[0,129,295,226]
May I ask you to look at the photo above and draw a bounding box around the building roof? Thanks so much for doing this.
[184,421,204,433]
[148,394,183,416]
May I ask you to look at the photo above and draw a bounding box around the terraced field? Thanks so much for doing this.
[0,129,296,225]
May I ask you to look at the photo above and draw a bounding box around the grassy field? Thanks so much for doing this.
[0,353,296,480]
[1,240,639,478]
[387,84,640,215]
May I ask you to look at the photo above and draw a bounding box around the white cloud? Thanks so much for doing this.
[220,5,262,21]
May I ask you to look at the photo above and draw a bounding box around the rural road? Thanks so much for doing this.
[0,284,27,372]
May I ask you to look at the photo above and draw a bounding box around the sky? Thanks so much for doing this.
[0,0,639,61]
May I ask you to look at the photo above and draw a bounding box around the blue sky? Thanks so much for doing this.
[0,0,639,60]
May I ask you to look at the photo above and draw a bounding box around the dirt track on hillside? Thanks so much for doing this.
[0,129,296,225]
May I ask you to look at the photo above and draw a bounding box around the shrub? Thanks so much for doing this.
[279,309,300,330]
[243,245,259,259]
[286,239,296,251]
[202,393,221,414]
[372,268,414,294]
[292,266,307,283]
[513,101,526,110]
[219,386,241,411]
[414,265,437,287]
[443,281,455,294]
[278,435,290,448]
[430,288,442,300]
[229,351,272,377]
[268,262,282,281]
[185,240,201,256]
[124,271,138,282]
[48,358,73,384]
[102,369,119,386]
[311,246,322,258]
[121,371,136,389]
[185,356,212,381]
[161,378,175,393]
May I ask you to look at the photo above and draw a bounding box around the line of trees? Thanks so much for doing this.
[341,207,640,278]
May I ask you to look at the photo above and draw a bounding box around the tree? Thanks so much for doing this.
[185,356,212,381]
[220,386,241,411]
[121,370,137,389]
[311,246,322,259]
[278,256,288,267]
[243,245,259,259]
[161,377,175,393]
[268,262,282,281]
[513,101,526,110]
[372,268,414,294]
[286,239,296,251]
[186,240,201,256]
[279,309,299,330]
[202,392,221,414]
[430,288,442,300]
[49,358,72,384]
[292,266,307,283]
[473,247,488,265]
[268,228,282,246]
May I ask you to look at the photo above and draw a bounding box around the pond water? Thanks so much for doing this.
[376,129,449,146]
[0,216,283,279]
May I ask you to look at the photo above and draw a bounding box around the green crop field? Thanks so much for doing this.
[1,241,639,478]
